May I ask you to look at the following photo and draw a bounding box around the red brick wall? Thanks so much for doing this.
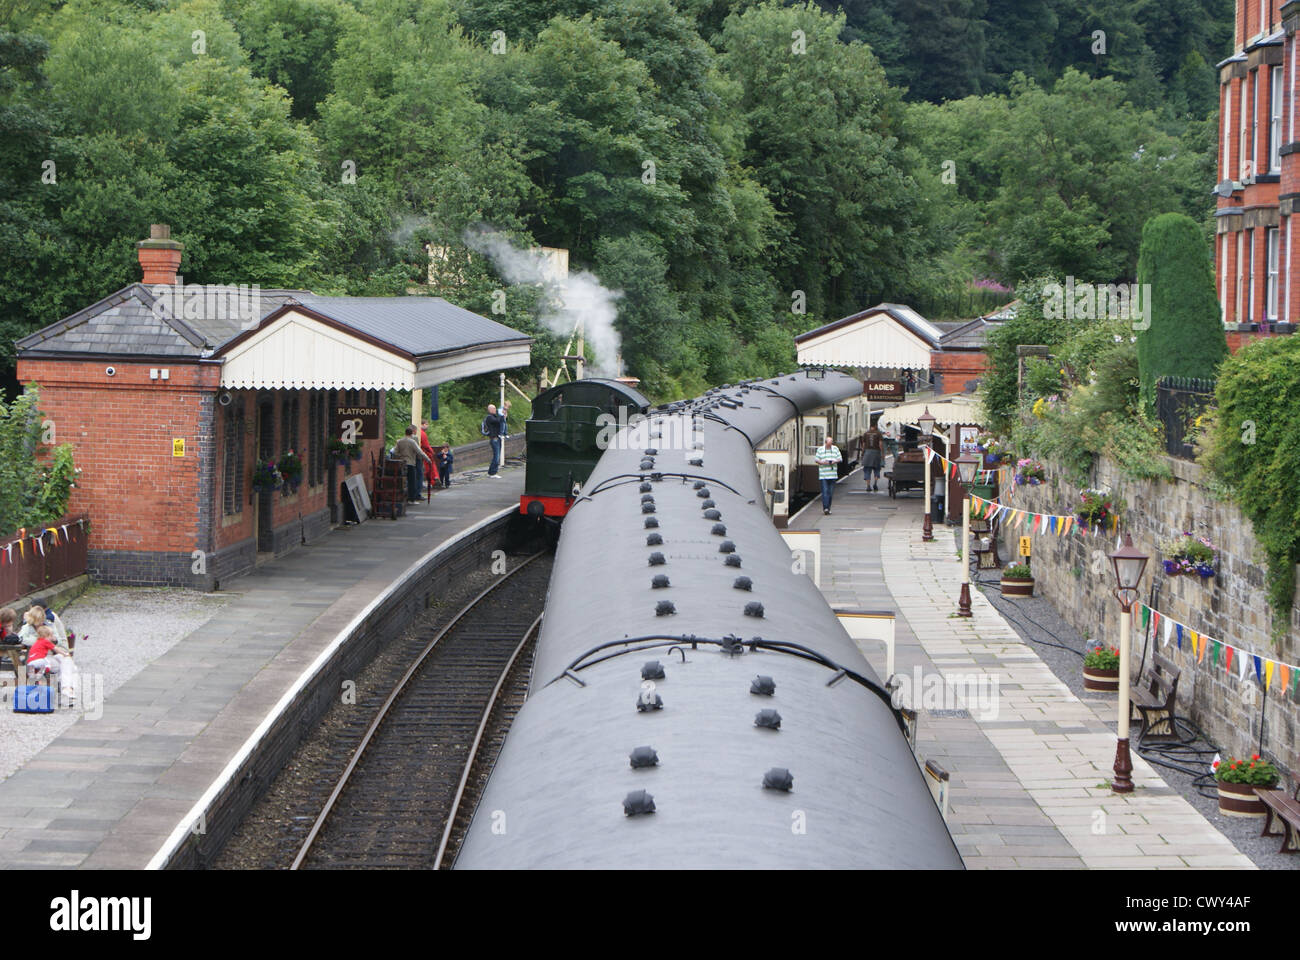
[930,351,989,395]
[13,358,220,554]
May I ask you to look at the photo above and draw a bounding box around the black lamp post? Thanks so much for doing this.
[1108,533,1150,794]
[955,452,979,617]
[918,408,937,542]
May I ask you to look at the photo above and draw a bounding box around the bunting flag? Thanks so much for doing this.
[1265,659,1275,691]
[1225,645,1234,675]
[1175,624,1183,650]
[1211,640,1221,668]
[33,533,44,557]
[1282,664,1292,693]
[1253,655,1263,686]
[1163,618,1173,647]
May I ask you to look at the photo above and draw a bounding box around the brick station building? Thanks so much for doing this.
[1215,0,1300,349]
[14,226,531,590]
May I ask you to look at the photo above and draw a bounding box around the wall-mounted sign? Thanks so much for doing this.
[333,403,381,442]
[958,425,980,457]
[172,438,185,457]
[1019,536,1032,557]
[863,379,904,401]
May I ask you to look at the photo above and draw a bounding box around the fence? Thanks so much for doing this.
[1155,377,1216,460]
[0,514,90,607]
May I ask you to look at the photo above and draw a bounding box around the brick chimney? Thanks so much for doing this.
[136,224,183,285]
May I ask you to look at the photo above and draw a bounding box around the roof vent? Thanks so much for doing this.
[755,709,782,730]
[641,493,655,504]
[733,576,752,591]
[639,482,652,493]
[641,503,656,514]
[651,574,670,589]
[655,600,676,616]
[693,481,706,490]
[650,472,663,482]
[636,690,663,712]
[762,768,794,791]
[721,634,744,656]
[648,552,665,566]
[724,554,742,568]
[689,458,703,467]
[644,517,659,529]
[700,499,716,509]
[630,746,659,769]
[711,524,727,536]
[751,675,776,695]
[703,509,721,520]
[744,601,764,618]
[646,533,663,546]
[696,488,710,498]
[719,540,736,553]
[639,459,655,470]
[623,790,656,816]
[644,448,658,456]
[641,661,665,680]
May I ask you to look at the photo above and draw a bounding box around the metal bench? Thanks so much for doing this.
[1131,651,1180,743]
[1257,782,1300,854]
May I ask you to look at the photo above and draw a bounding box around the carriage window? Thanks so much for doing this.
[804,424,823,455]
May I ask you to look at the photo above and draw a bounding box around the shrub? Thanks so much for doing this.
[0,386,78,537]
[1135,213,1228,413]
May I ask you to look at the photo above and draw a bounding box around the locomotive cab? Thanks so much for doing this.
[521,379,651,519]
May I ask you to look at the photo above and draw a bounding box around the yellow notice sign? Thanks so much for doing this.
[1019,536,1032,557]
[173,438,185,457]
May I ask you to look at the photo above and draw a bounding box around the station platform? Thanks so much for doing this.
[0,466,524,869]
[798,470,1254,870]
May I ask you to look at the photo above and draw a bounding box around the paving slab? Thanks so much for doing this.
[0,468,524,869]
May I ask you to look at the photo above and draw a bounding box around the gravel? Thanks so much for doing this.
[970,557,1296,870]
[0,585,229,782]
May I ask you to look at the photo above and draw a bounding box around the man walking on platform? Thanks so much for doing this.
[395,425,431,502]
[815,434,842,515]
[482,403,508,477]
[862,424,885,492]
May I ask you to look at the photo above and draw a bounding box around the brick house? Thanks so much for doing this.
[14,226,531,590]
[1215,0,1300,350]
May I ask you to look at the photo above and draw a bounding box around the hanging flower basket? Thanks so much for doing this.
[251,459,283,493]
[327,439,361,465]
[279,450,304,494]
[1160,533,1217,579]
[1077,488,1123,532]
[1013,459,1045,485]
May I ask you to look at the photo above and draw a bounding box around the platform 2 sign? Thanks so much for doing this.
[863,379,904,401]
[1019,536,1032,557]
[333,403,380,443]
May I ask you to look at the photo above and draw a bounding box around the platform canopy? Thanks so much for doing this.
[794,303,941,371]
[15,285,532,391]
[875,393,982,438]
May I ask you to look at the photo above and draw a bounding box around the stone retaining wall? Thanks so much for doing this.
[995,455,1300,779]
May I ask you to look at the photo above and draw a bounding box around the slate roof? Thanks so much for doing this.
[15,285,529,360]
[794,302,945,347]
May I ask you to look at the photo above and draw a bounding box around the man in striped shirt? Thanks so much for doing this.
[815,435,842,515]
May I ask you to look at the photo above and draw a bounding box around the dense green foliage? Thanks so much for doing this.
[0,387,77,536]
[1201,338,1300,638]
[1135,212,1228,412]
[0,0,1231,411]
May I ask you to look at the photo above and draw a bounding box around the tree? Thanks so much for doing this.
[1134,212,1227,412]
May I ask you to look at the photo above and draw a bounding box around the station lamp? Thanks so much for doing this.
[955,452,979,617]
[918,407,937,542]
[1108,533,1149,794]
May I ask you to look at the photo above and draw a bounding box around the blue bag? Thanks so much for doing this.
[14,684,54,714]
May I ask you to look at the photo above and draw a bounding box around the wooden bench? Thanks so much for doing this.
[1257,782,1300,854]
[1131,651,1180,743]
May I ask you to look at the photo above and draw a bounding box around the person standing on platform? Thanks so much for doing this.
[482,404,508,477]
[394,426,430,502]
[419,421,440,491]
[815,435,842,515]
[861,424,885,493]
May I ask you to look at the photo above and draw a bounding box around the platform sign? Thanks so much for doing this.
[1019,536,1032,557]
[172,438,185,457]
[863,379,904,401]
[333,402,381,442]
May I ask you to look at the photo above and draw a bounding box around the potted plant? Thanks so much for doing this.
[1213,755,1280,817]
[1082,643,1120,692]
[251,459,283,493]
[975,432,1009,468]
[1000,561,1034,597]
[1077,489,1123,533]
[1160,532,1218,578]
[327,438,361,465]
[1013,458,1045,485]
[279,449,304,493]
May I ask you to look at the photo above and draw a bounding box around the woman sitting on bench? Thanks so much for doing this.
[27,625,78,706]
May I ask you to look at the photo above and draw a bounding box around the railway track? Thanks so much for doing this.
[291,552,550,870]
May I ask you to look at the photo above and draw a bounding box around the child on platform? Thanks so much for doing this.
[17,606,45,646]
[26,625,78,705]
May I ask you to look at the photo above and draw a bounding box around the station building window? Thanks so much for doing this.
[222,406,245,516]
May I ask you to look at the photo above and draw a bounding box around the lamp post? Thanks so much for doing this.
[918,407,937,542]
[1108,533,1150,794]
[955,452,979,617]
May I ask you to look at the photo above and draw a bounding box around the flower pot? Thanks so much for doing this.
[1000,575,1034,598]
[1195,564,1215,578]
[1082,665,1119,692]
[1216,780,1271,817]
